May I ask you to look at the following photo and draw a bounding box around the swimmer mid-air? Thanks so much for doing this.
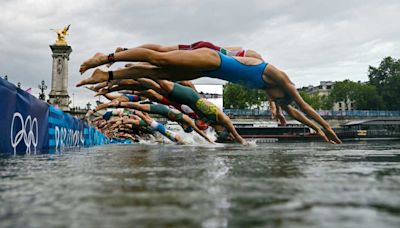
[77,41,342,144]
[109,42,286,125]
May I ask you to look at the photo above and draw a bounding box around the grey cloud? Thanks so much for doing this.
[1,0,399,107]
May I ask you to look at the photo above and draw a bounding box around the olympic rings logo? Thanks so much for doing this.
[10,112,38,155]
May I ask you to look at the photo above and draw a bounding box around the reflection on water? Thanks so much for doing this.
[1,142,400,227]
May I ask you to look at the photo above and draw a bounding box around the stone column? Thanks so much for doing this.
[48,44,72,111]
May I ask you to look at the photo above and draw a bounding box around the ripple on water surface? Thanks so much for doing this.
[1,141,400,227]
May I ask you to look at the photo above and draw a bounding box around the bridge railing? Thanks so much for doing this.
[224,109,272,116]
[223,109,400,117]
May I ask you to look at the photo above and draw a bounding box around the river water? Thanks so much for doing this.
[1,141,400,228]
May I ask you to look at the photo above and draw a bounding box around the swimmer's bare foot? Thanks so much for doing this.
[76,68,108,87]
[108,100,120,108]
[85,109,94,119]
[106,47,126,68]
[95,88,109,97]
[325,128,342,144]
[93,82,109,92]
[80,53,108,74]
[84,85,97,92]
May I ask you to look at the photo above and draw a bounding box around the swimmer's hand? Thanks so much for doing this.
[324,127,342,144]
[317,129,337,144]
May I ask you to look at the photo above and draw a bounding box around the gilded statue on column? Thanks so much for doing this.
[51,24,70,45]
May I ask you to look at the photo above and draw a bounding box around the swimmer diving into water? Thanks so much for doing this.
[107,41,286,125]
[78,42,341,144]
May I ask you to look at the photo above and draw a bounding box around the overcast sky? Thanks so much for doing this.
[1,0,399,107]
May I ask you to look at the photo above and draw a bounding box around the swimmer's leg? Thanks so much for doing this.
[77,65,200,87]
[107,44,180,67]
[150,120,182,143]
[80,47,219,74]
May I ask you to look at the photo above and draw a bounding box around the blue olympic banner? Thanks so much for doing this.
[48,106,108,151]
[0,78,108,155]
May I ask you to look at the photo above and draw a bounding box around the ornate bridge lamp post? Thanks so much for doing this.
[38,80,48,101]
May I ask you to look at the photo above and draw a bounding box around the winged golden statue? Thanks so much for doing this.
[51,24,70,45]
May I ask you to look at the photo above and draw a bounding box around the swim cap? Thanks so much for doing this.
[103,111,112,120]
[183,126,193,133]
[195,120,208,130]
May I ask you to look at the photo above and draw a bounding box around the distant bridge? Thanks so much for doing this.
[224,109,400,118]
[200,92,223,99]
[224,109,400,128]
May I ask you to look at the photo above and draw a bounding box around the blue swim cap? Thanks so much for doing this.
[183,126,193,133]
[103,111,112,120]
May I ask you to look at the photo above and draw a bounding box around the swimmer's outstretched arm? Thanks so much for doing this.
[275,106,287,126]
[264,66,341,144]
[280,105,333,144]
[287,90,341,143]
[217,113,248,145]
[268,96,287,126]
[122,102,210,143]
[268,96,277,117]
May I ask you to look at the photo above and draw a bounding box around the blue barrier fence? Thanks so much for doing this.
[223,109,400,117]
[0,78,108,155]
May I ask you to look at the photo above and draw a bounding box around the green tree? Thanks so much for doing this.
[223,83,267,109]
[352,83,384,110]
[320,95,334,110]
[329,80,355,108]
[299,91,333,110]
[329,80,384,110]
[368,57,400,110]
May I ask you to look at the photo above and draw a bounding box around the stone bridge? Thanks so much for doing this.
[224,109,400,128]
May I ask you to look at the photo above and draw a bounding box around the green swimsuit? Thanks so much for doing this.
[170,83,218,123]
[149,104,183,121]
